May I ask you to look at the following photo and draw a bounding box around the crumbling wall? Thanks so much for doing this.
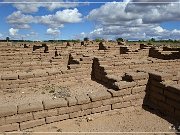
[145,71,180,122]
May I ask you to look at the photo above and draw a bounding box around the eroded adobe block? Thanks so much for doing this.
[91,105,111,114]
[0,104,17,117]
[33,109,58,119]
[43,98,67,110]
[69,109,91,118]
[112,101,131,109]
[150,85,164,94]
[125,72,149,81]
[108,88,131,97]
[18,101,43,114]
[46,114,69,124]
[0,123,19,132]
[132,86,146,94]
[88,90,111,101]
[76,94,91,105]
[102,97,123,105]
[166,84,180,95]
[6,113,33,124]
[19,72,34,79]
[136,79,148,86]
[81,101,102,110]
[164,89,180,102]
[66,96,77,106]
[0,117,5,126]
[113,81,136,90]
[1,74,18,80]
[20,118,45,130]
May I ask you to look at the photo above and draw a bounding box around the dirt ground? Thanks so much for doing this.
[0,80,107,105]
[9,107,177,135]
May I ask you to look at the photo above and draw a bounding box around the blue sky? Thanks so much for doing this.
[0,0,180,40]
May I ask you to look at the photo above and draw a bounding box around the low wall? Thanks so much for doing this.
[145,71,180,122]
[0,80,146,132]
[149,47,180,59]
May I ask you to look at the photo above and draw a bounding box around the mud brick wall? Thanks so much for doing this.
[0,77,147,132]
[145,71,180,122]
[149,47,180,59]
[0,67,92,92]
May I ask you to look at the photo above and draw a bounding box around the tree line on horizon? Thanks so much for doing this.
[0,37,179,43]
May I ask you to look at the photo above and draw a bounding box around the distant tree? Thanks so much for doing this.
[116,38,124,42]
[6,37,10,41]
[95,38,104,42]
[84,37,89,42]
[168,39,173,42]
[150,38,155,42]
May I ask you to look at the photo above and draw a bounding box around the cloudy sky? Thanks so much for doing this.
[0,0,179,40]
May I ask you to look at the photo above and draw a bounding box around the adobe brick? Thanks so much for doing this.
[91,105,111,114]
[166,98,180,109]
[136,79,148,86]
[102,97,123,105]
[58,107,70,115]
[43,98,67,110]
[6,113,33,124]
[166,84,180,95]
[113,81,136,90]
[131,99,144,107]
[88,91,111,101]
[164,89,180,102]
[158,101,174,115]
[19,72,34,80]
[150,91,166,102]
[125,72,149,81]
[123,92,145,101]
[132,86,146,94]
[33,109,58,119]
[75,94,91,105]
[46,114,69,124]
[112,101,131,109]
[0,123,19,132]
[66,96,77,106]
[68,105,81,113]
[0,117,5,126]
[108,88,131,97]
[1,74,18,80]
[150,85,164,94]
[69,109,91,118]
[20,118,45,130]
[18,101,43,114]
[81,101,102,110]
[0,104,17,117]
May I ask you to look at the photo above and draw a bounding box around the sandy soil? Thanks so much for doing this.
[0,80,107,105]
[13,107,178,135]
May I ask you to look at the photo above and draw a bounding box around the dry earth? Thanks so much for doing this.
[0,80,107,105]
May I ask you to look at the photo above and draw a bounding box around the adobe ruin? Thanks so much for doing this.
[0,41,179,131]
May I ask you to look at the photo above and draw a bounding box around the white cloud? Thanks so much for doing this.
[9,28,19,36]
[7,8,82,30]
[7,11,34,29]
[4,0,79,13]
[86,1,180,40]
[46,28,60,36]
[38,8,82,28]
